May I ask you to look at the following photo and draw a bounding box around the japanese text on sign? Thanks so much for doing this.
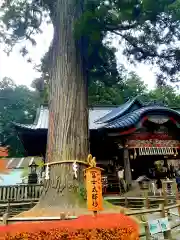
[86,167,103,211]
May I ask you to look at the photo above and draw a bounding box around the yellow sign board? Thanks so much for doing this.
[85,167,103,212]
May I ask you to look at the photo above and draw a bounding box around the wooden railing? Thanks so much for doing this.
[0,201,37,218]
[115,196,180,239]
[105,195,176,209]
[0,184,43,202]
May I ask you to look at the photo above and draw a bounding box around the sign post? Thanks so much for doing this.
[85,154,103,216]
[148,217,171,238]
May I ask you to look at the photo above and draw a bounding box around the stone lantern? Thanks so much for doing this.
[28,161,38,184]
[136,176,151,190]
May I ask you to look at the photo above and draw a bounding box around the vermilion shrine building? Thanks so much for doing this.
[14,98,180,191]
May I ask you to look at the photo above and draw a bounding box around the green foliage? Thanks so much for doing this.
[78,184,87,200]
[88,71,180,107]
[32,59,180,107]
[145,85,180,107]
[31,37,120,105]
[1,74,180,158]
[88,81,123,105]
[89,72,146,105]
[1,0,180,83]
[31,77,49,105]
[1,0,180,154]
[0,77,39,156]
[79,0,180,82]
[0,0,43,53]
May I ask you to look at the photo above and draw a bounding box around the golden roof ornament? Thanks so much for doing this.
[87,154,96,167]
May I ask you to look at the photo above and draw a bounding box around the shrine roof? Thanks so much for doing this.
[1,157,43,169]
[13,98,180,131]
[13,106,117,130]
[95,97,143,124]
[103,106,180,129]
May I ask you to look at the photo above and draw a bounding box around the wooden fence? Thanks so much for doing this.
[0,184,43,202]
[114,196,180,239]
[1,195,180,239]
[104,196,176,209]
[0,201,37,219]
[1,180,180,239]
[105,180,180,239]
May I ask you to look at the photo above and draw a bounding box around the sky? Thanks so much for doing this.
[0,22,54,88]
[0,22,157,89]
[0,170,23,185]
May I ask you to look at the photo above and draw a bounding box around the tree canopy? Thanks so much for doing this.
[89,72,180,106]
[88,71,147,105]
[0,77,39,156]
[1,0,180,83]
[143,84,180,107]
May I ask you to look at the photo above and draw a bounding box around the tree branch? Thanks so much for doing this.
[106,22,138,31]
[42,0,56,17]
[112,30,175,60]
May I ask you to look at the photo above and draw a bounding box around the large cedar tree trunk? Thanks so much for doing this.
[38,0,89,210]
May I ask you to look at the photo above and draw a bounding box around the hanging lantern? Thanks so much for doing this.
[166,148,169,155]
[134,148,137,159]
[154,148,157,154]
[170,148,174,155]
[146,148,148,155]
[152,147,154,155]
[143,148,145,155]
[160,148,163,155]
[130,154,134,160]
[163,148,167,155]
[175,148,178,155]
[154,148,156,155]
[149,147,152,155]
[161,148,165,155]
[169,148,172,155]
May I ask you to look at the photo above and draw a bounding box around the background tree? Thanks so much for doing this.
[1,74,179,159]
[145,85,180,107]
[1,0,180,215]
[33,63,180,108]
[0,77,39,156]
[88,71,148,105]
[32,41,121,105]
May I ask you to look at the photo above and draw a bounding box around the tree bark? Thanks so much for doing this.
[38,0,89,209]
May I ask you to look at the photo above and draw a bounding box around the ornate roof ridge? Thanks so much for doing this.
[102,105,180,130]
[95,97,143,124]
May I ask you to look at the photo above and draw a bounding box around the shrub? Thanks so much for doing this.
[0,213,139,240]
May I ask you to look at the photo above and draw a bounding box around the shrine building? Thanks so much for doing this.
[14,98,180,192]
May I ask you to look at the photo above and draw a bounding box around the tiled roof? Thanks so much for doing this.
[104,106,180,129]
[89,107,115,129]
[14,107,49,130]
[13,99,180,131]
[4,157,43,169]
[95,98,142,124]
[14,106,117,130]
